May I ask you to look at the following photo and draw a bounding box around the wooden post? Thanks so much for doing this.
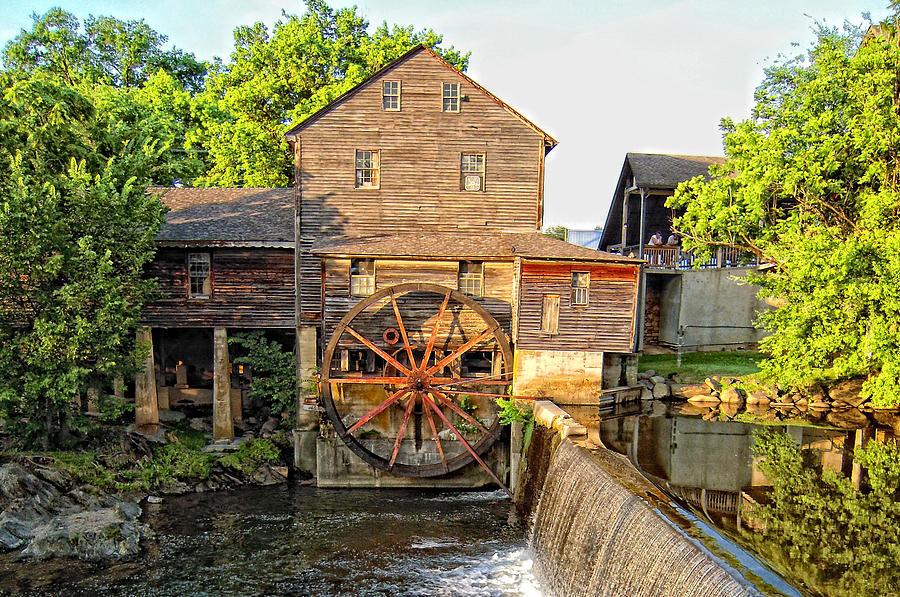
[135,327,159,427]
[213,327,234,441]
[638,188,646,261]
[851,427,874,490]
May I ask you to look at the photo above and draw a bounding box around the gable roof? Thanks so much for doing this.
[151,187,294,247]
[626,153,726,188]
[283,44,557,150]
[311,231,640,264]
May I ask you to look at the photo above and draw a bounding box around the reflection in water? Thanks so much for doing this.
[1,486,541,597]
[598,405,900,597]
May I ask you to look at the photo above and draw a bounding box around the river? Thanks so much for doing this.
[2,486,541,596]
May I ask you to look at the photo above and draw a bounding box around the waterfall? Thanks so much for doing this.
[526,433,756,597]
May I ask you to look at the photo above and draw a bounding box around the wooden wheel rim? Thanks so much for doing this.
[321,283,513,477]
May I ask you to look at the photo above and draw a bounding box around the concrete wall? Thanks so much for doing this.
[513,349,605,404]
[655,268,768,350]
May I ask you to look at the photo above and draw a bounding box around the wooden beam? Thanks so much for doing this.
[135,327,159,427]
[213,327,234,441]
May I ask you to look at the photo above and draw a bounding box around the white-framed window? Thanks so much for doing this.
[355,150,380,188]
[571,272,589,306]
[541,294,560,335]
[442,82,459,112]
[458,261,483,297]
[461,153,485,192]
[382,80,400,111]
[188,253,211,299]
[350,258,375,296]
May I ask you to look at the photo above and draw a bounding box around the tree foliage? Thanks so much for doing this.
[194,0,469,187]
[543,225,567,241]
[229,331,296,416]
[0,74,165,448]
[2,8,207,91]
[747,429,900,596]
[669,20,900,405]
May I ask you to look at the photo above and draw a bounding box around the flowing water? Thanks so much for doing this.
[2,486,541,596]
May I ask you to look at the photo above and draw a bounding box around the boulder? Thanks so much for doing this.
[829,379,867,407]
[746,390,771,406]
[873,411,900,435]
[719,387,744,405]
[720,403,740,419]
[650,375,667,385]
[652,382,670,399]
[0,463,150,562]
[687,393,720,405]
[642,370,656,378]
[826,408,870,429]
[704,377,722,393]
[675,384,714,399]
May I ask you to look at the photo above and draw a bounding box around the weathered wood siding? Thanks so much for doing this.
[516,262,639,352]
[143,248,294,328]
[322,257,514,349]
[297,50,547,319]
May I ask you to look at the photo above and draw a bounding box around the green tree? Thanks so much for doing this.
[0,74,165,448]
[2,8,207,91]
[746,429,900,596]
[543,225,567,241]
[668,20,900,406]
[194,0,468,187]
[229,331,296,416]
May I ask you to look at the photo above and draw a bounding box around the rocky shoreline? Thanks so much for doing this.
[638,372,899,431]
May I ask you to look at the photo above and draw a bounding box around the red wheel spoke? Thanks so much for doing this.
[389,392,418,468]
[428,389,489,435]
[425,326,497,376]
[421,396,447,471]
[344,387,410,436]
[438,388,535,401]
[346,326,412,376]
[422,290,451,370]
[390,291,418,370]
[330,376,408,385]
[419,392,511,497]
[429,377,511,386]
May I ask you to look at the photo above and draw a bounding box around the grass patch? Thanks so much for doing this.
[639,351,764,383]
[219,438,280,474]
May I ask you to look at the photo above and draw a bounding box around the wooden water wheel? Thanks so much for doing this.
[321,283,513,484]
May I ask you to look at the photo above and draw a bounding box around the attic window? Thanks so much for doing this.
[442,82,459,112]
[188,253,211,299]
[382,81,400,111]
[355,150,380,188]
[461,153,485,192]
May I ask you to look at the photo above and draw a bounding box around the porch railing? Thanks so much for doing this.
[610,245,759,270]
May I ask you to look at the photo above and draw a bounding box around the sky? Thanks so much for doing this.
[0,0,892,229]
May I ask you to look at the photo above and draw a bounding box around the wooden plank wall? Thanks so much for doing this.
[298,51,547,318]
[143,248,294,328]
[322,257,513,349]
[517,262,639,352]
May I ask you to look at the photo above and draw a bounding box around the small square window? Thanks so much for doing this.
[461,153,485,192]
[541,295,559,335]
[571,272,589,306]
[458,261,483,297]
[442,82,459,112]
[382,81,400,111]
[188,253,211,298]
[350,259,375,296]
[355,150,379,188]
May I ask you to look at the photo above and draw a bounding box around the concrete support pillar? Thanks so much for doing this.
[86,387,99,415]
[135,327,159,427]
[294,325,319,473]
[213,327,233,441]
[510,420,524,493]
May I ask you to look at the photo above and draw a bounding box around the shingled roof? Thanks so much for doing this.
[626,153,726,188]
[311,232,640,263]
[151,187,294,247]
